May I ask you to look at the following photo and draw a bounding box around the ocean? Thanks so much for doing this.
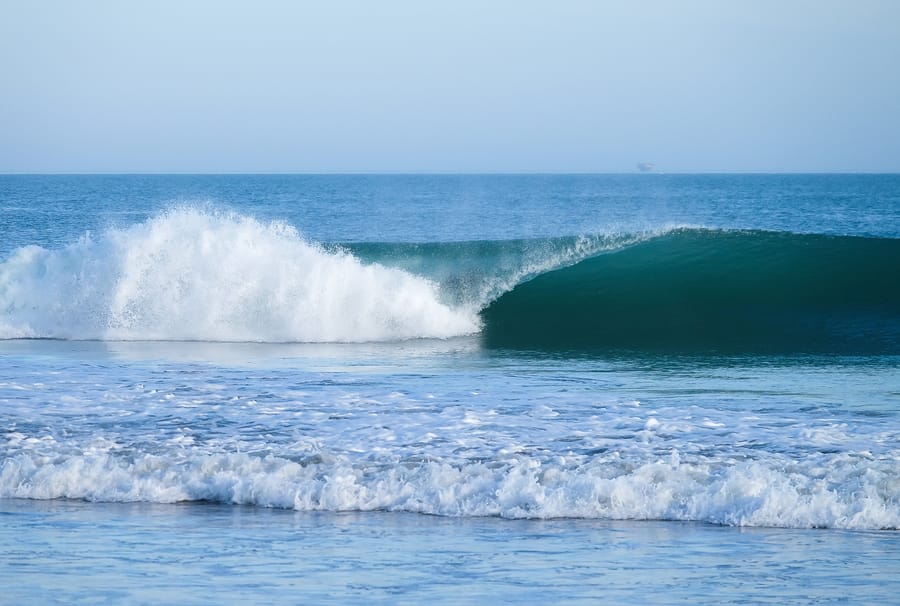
[1,174,898,604]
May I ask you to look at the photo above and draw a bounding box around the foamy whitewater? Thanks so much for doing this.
[1,174,899,602]
[2,350,898,530]
[0,208,477,342]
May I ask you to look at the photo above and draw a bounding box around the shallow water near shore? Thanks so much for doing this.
[4,498,899,605]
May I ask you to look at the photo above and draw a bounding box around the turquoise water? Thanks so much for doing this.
[1,174,899,602]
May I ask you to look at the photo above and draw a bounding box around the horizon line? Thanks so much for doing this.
[2,170,899,176]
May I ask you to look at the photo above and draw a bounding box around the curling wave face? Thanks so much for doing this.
[481,229,900,353]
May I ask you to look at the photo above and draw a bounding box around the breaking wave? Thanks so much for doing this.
[2,208,898,353]
[0,208,477,342]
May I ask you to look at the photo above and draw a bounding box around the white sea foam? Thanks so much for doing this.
[0,208,479,342]
[2,449,897,530]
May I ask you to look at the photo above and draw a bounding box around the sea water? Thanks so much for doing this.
[1,174,898,603]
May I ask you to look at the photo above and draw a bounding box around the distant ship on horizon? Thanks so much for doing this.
[637,162,655,172]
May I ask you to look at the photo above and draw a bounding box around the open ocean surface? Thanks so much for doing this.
[1,174,899,604]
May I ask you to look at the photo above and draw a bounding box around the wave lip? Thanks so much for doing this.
[0,208,479,342]
[481,228,900,354]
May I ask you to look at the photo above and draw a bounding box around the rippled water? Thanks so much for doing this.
[2,174,898,602]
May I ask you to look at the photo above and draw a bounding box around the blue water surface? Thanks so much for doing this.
[1,174,898,603]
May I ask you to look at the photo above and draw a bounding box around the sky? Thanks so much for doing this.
[1,0,899,173]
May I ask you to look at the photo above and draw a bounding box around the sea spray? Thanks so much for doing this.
[0,208,479,341]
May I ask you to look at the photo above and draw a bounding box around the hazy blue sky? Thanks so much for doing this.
[2,0,899,173]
